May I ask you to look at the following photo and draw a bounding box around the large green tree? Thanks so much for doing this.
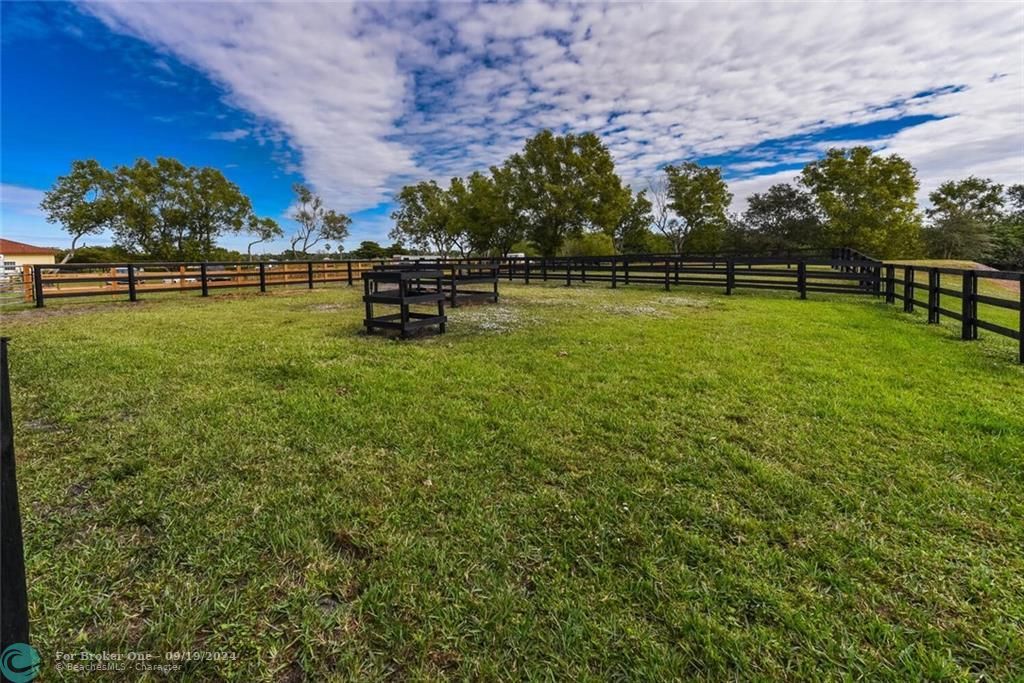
[743,183,824,252]
[109,158,264,260]
[389,180,464,255]
[40,159,117,263]
[449,169,524,256]
[503,130,633,256]
[110,158,193,259]
[182,166,259,257]
[662,162,732,254]
[289,183,352,256]
[923,177,1004,260]
[800,147,923,258]
[609,190,654,253]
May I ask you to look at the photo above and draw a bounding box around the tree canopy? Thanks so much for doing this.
[800,147,923,259]
[662,162,733,254]
[389,180,463,256]
[40,159,117,263]
[502,131,634,256]
[41,157,280,261]
[923,177,1004,260]
[743,184,823,252]
[110,158,259,260]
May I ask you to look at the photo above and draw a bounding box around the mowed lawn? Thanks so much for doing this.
[3,282,1023,681]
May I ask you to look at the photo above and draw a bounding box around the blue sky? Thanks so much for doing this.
[2,1,1022,253]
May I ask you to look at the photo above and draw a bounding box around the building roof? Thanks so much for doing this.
[0,238,58,255]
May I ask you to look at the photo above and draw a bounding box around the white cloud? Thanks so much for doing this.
[84,1,1024,225]
[0,184,45,218]
[85,2,417,214]
[209,128,249,142]
[0,184,74,248]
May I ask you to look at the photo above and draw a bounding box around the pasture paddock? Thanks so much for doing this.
[2,281,1022,680]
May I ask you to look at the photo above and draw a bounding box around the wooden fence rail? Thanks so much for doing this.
[18,251,1024,363]
[25,259,390,304]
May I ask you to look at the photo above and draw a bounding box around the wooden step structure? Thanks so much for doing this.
[374,261,499,307]
[362,269,447,338]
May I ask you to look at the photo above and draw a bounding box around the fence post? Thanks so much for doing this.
[674,256,680,285]
[525,258,531,285]
[1,338,31,652]
[903,267,914,313]
[21,266,32,304]
[664,263,670,291]
[542,258,548,282]
[565,260,572,287]
[200,263,209,297]
[960,271,975,340]
[726,259,735,295]
[259,263,267,293]
[347,261,353,286]
[307,262,314,289]
[885,265,895,304]
[624,259,630,285]
[127,264,137,302]
[797,260,807,299]
[1019,273,1023,363]
[32,265,44,308]
[928,268,939,324]
[611,257,617,289]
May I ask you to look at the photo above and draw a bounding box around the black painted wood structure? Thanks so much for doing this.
[1,338,30,651]
[374,261,500,307]
[362,269,447,338]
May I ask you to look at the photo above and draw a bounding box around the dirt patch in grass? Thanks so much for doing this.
[329,530,374,561]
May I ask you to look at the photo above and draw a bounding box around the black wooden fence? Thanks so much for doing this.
[20,250,1024,364]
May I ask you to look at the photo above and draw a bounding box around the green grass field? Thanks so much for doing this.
[3,282,1022,681]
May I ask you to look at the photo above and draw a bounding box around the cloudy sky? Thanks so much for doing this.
[2,1,1022,252]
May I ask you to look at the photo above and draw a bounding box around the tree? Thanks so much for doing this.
[59,244,134,264]
[245,217,283,260]
[449,169,524,256]
[561,232,615,256]
[110,157,191,260]
[662,162,732,254]
[800,147,923,258]
[109,157,260,260]
[647,175,679,251]
[182,166,258,257]
[923,177,1004,260]
[503,130,633,256]
[743,183,824,252]
[289,183,351,256]
[610,190,654,253]
[350,240,389,259]
[40,159,117,263]
[990,184,1024,269]
[389,180,462,255]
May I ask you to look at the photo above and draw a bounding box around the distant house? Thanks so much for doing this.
[0,238,58,276]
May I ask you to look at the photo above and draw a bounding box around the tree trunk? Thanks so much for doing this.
[59,235,83,264]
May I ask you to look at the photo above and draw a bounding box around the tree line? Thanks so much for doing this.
[390,131,1023,266]
[42,140,1023,268]
[41,158,351,262]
